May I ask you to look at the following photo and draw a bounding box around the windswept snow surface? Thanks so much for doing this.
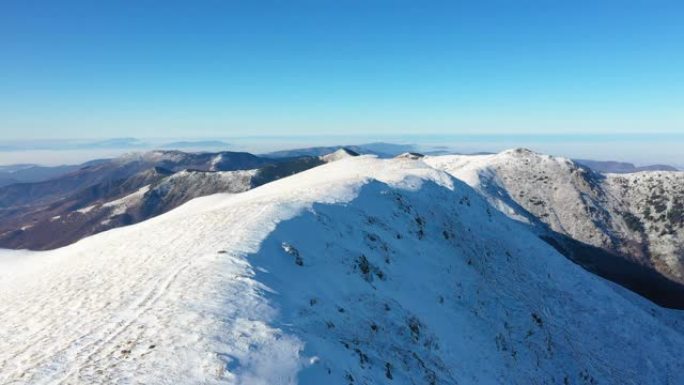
[0,156,683,385]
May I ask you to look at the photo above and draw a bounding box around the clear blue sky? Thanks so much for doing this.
[1,0,683,140]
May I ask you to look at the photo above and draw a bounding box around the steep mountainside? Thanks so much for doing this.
[606,172,684,282]
[425,149,684,285]
[1,156,682,385]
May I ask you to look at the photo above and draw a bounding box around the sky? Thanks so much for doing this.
[1,1,683,158]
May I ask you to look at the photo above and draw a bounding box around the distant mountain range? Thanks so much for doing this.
[0,138,147,151]
[159,140,232,149]
[0,138,231,151]
[574,159,679,173]
[261,142,416,158]
[0,160,109,187]
[0,149,357,250]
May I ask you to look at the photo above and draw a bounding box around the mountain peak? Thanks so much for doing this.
[395,152,425,159]
[501,147,541,157]
[320,147,360,162]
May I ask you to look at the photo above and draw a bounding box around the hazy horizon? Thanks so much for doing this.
[1,134,683,168]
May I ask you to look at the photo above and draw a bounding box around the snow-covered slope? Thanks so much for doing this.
[1,156,683,385]
[425,149,684,285]
[425,149,614,241]
[606,172,684,282]
[84,169,256,225]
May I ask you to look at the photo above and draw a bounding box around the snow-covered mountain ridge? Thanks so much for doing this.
[425,149,684,285]
[0,152,330,250]
[1,155,682,385]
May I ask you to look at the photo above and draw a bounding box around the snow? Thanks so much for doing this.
[76,205,96,214]
[320,148,358,163]
[423,150,570,225]
[425,149,684,284]
[605,171,684,281]
[162,169,256,188]
[115,150,187,165]
[395,152,425,160]
[101,185,151,216]
[146,169,255,206]
[0,249,49,283]
[210,154,224,171]
[0,155,682,384]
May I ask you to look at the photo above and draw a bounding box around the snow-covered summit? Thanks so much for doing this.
[425,149,684,285]
[395,152,425,160]
[1,155,682,384]
[319,148,360,163]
